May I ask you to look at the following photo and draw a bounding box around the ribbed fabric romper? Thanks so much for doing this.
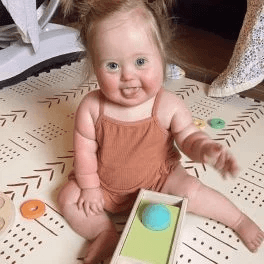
[95,88,181,213]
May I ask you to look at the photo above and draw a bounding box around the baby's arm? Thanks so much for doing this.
[74,93,104,215]
[170,95,239,177]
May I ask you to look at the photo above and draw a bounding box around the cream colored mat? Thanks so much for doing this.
[0,60,264,264]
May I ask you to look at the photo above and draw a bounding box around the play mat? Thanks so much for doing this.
[0,59,264,264]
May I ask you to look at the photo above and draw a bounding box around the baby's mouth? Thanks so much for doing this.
[121,87,140,97]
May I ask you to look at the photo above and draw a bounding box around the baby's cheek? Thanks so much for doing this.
[143,73,163,91]
[97,72,115,91]
[95,69,106,84]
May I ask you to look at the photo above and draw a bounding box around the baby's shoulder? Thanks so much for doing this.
[155,89,188,130]
[160,89,187,112]
[80,89,100,106]
[77,89,100,122]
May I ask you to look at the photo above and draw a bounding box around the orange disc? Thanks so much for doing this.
[20,200,45,219]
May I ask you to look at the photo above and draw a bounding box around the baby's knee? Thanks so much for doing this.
[162,172,201,199]
[57,181,80,209]
[181,176,201,200]
[57,187,68,211]
[187,176,202,199]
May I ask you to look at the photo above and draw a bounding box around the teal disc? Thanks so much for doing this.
[210,118,225,129]
[142,204,171,231]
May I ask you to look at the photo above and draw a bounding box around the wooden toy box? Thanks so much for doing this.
[110,189,188,264]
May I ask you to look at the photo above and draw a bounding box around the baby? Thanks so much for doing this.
[58,0,264,263]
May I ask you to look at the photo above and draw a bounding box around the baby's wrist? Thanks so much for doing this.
[199,138,213,149]
[82,186,100,191]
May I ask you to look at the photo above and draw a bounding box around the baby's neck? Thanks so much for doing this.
[104,96,156,122]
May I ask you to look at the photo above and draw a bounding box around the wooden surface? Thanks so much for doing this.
[170,24,264,101]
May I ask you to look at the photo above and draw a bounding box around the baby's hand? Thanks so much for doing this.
[201,141,240,178]
[77,187,105,216]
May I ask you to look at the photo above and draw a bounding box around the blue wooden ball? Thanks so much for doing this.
[142,204,171,231]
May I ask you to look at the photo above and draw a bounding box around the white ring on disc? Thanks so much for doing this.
[0,192,16,240]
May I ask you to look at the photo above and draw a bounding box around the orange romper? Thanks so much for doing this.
[96,88,181,213]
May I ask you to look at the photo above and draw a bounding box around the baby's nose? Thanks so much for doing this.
[120,66,135,81]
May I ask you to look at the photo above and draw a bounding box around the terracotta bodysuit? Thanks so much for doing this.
[95,89,181,213]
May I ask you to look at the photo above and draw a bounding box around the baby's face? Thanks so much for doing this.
[92,10,164,107]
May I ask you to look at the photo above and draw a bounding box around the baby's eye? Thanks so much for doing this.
[106,62,119,71]
[136,58,146,67]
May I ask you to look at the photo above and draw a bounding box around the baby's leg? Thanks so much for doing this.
[57,180,119,264]
[161,164,264,252]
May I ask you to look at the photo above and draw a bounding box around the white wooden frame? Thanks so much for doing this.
[0,192,16,240]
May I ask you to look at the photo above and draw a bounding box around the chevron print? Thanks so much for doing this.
[0,110,27,126]
[4,156,74,201]
[172,84,199,100]
[213,104,264,147]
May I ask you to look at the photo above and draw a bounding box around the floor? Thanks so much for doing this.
[1,63,264,264]
[170,24,264,101]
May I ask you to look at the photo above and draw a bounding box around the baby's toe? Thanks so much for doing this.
[256,233,264,245]
[248,235,264,252]
[248,242,258,253]
[259,231,264,239]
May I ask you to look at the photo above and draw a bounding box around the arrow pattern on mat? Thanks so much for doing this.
[5,183,29,198]
[37,86,89,108]
[0,110,27,126]
[20,175,42,189]
[38,98,61,108]
[37,81,99,108]
[173,84,199,100]
[77,81,98,93]
[213,104,264,147]
[33,162,66,181]
[4,155,74,201]
[0,117,6,126]
[54,91,78,101]
[184,160,207,178]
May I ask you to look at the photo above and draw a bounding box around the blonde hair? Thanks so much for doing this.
[60,0,175,81]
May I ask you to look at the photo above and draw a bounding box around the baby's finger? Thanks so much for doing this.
[228,157,240,177]
[95,203,104,214]
[212,143,223,156]
[203,144,222,166]
[83,201,91,216]
[77,198,84,211]
[214,151,226,172]
[97,201,104,213]
[90,203,100,215]
[220,163,229,179]
[101,197,105,207]
[222,155,239,178]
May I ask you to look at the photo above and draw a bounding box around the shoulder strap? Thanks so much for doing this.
[99,90,105,116]
[152,88,163,117]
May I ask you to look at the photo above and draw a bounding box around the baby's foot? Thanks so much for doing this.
[233,213,264,252]
[84,229,119,264]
